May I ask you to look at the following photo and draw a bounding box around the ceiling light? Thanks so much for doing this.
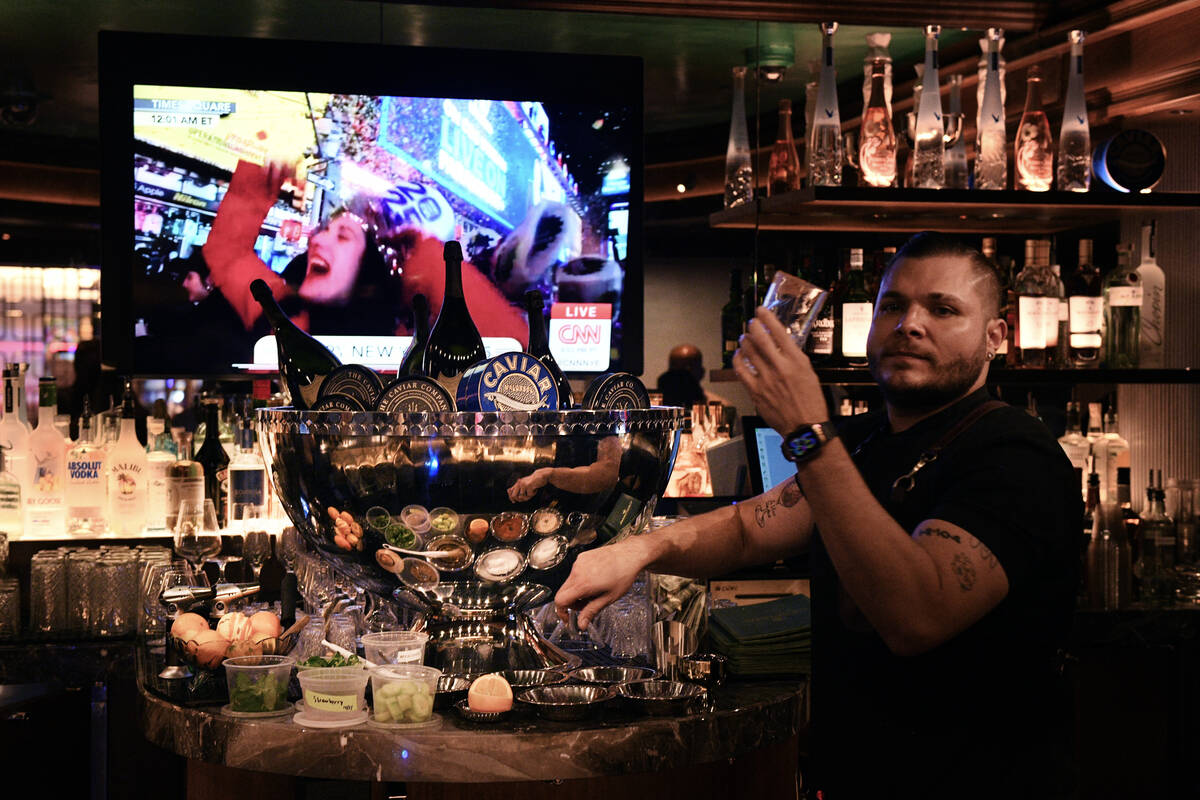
[744,43,795,83]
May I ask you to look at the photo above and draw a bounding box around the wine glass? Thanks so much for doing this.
[278,527,304,573]
[173,498,221,572]
[242,509,272,580]
[139,560,191,645]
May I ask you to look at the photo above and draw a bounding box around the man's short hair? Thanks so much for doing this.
[885,232,1003,319]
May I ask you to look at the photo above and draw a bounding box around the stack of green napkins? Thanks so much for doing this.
[707,593,811,677]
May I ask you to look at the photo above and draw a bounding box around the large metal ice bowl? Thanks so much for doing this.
[258,407,687,672]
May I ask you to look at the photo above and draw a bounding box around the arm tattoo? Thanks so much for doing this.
[780,478,804,508]
[914,526,961,544]
[951,553,976,591]
[754,498,781,527]
[967,537,1000,570]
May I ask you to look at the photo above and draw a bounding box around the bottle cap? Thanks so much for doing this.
[455,354,559,412]
[375,377,455,414]
[318,365,384,409]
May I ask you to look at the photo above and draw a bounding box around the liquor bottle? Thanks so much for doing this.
[976,28,1008,120]
[767,99,802,196]
[838,249,872,367]
[1067,239,1103,368]
[720,270,743,369]
[1136,470,1175,606]
[806,257,838,364]
[26,377,67,535]
[423,241,486,397]
[66,398,106,536]
[227,418,266,528]
[1085,497,1106,609]
[1057,30,1091,191]
[166,431,204,534]
[145,415,174,532]
[975,29,1008,190]
[944,74,969,189]
[723,66,753,208]
[1100,406,1130,505]
[1136,221,1165,369]
[1047,263,1069,368]
[859,58,897,188]
[808,22,844,187]
[1057,400,1090,499]
[524,289,575,408]
[397,294,430,376]
[105,384,148,537]
[1015,66,1054,191]
[1103,244,1141,368]
[0,366,31,502]
[913,25,946,189]
[1175,479,1197,564]
[151,399,177,457]
[861,32,893,119]
[196,400,230,528]
[249,279,341,410]
[0,444,19,539]
[1014,239,1052,367]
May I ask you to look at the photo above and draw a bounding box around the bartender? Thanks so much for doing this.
[555,233,1080,799]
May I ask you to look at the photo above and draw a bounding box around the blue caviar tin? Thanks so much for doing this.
[455,353,559,412]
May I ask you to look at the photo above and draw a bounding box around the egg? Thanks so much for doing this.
[191,629,232,669]
[248,611,282,640]
[170,612,209,641]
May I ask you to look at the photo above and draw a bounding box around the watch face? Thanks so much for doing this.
[784,429,821,461]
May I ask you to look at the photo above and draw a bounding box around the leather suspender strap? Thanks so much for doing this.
[889,399,1008,504]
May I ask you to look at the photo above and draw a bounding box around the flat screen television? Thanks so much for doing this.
[99,31,643,378]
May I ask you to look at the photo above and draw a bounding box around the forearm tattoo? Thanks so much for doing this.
[755,478,806,527]
[951,553,976,591]
[781,478,804,508]
[754,498,781,527]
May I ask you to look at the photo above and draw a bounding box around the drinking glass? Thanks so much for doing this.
[140,560,191,644]
[278,527,304,573]
[174,498,221,570]
[243,530,272,580]
[211,533,244,583]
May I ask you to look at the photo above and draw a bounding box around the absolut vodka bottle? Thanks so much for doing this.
[723,66,754,208]
[808,23,844,187]
[1057,30,1091,192]
[975,28,1008,190]
[912,25,946,189]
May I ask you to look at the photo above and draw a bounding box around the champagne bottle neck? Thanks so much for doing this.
[444,254,465,300]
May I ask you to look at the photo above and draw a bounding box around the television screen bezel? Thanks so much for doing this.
[98,30,644,378]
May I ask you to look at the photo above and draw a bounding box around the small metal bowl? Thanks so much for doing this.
[518,684,611,721]
[570,666,657,685]
[615,680,707,716]
[500,669,569,689]
[454,698,511,723]
[434,675,471,710]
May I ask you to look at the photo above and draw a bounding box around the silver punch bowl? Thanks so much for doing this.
[258,407,687,675]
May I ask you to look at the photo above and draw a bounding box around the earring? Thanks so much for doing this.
[986,351,995,361]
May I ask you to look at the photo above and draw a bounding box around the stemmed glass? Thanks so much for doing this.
[241,507,272,580]
[278,527,304,573]
[173,498,221,573]
[139,560,191,646]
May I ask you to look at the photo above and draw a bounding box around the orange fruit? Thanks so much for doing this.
[468,673,513,713]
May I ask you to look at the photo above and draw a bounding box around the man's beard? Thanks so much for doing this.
[868,343,987,412]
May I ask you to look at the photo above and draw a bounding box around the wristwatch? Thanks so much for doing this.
[780,422,838,463]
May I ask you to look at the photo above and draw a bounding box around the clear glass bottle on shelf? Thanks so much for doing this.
[1067,239,1103,368]
[767,99,802,196]
[723,66,754,208]
[1136,220,1165,369]
[26,377,67,536]
[976,28,1007,118]
[944,74,969,189]
[1015,66,1054,191]
[227,418,266,531]
[66,398,106,537]
[1057,30,1091,191]
[145,415,174,533]
[0,365,31,505]
[862,32,893,118]
[1136,470,1175,606]
[0,445,21,540]
[1103,243,1141,368]
[166,431,204,535]
[1100,407,1130,506]
[975,28,1008,190]
[912,25,946,189]
[1014,239,1052,367]
[808,22,844,187]
[1057,400,1090,499]
[859,58,898,188]
[105,384,148,538]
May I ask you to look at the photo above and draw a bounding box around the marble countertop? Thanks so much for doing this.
[140,663,806,783]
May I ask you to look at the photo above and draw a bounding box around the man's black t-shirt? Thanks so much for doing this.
[809,388,1081,799]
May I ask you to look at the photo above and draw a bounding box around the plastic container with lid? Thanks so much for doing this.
[297,666,371,720]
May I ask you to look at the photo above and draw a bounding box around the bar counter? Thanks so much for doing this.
[136,650,807,798]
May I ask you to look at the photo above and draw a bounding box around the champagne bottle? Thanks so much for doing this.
[423,240,486,396]
[249,279,341,410]
[195,400,229,528]
[1015,66,1054,191]
[767,99,802,196]
[524,289,574,408]
[397,293,430,376]
[859,58,897,188]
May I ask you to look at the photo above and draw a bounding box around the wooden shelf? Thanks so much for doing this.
[708,188,1200,234]
[710,367,1200,386]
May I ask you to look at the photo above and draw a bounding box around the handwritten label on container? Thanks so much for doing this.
[304,692,359,713]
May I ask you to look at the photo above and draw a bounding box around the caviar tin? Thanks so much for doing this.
[318,364,384,408]
[455,353,559,412]
[582,372,649,410]
[375,377,455,413]
[311,393,363,412]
